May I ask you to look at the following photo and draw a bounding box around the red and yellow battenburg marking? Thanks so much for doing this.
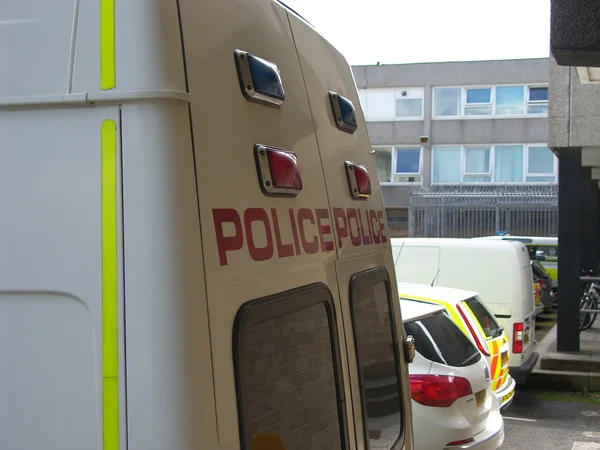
[487,338,510,392]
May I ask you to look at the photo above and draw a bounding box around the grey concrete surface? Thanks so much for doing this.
[501,391,600,449]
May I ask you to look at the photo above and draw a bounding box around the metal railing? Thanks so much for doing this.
[408,184,558,238]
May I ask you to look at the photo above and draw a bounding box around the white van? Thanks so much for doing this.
[0,1,415,449]
[391,238,538,385]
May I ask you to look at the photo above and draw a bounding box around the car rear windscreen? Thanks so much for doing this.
[463,296,503,339]
[405,313,481,367]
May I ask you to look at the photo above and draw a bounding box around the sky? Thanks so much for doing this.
[282,0,551,66]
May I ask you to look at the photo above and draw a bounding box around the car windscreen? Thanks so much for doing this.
[463,296,503,339]
[531,261,549,279]
[404,313,481,367]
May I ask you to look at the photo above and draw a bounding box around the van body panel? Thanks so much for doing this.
[0,106,121,449]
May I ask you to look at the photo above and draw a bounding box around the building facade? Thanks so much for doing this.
[351,58,558,237]
[549,0,600,351]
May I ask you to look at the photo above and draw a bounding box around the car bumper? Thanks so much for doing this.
[534,303,545,317]
[444,409,505,450]
[494,376,516,411]
[509,351,539,384]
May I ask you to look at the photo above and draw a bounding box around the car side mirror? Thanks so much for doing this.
[404,335,416,363]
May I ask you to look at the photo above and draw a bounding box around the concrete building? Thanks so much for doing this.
[549,1,600,352]
[352,58,557,237]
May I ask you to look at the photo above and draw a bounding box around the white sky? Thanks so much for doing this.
[282,0,551,65]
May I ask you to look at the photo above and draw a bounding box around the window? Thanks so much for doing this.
[464,146,492,182]
[350,268,404,450]
[395,90,423,118]
[432,144,558,184]
[373,146,422,184]
[526,146,556,182]
[433,84,548,118]
[404,313,481,367]
[462,297,503,339]
[433,87,461,117]
[358,88,424,121]
[465,88,492,115]
[494,145,524,182]
[234,285,347,450]
[432,146,461,183]
[496,86,525,115]
[527,86,548,114]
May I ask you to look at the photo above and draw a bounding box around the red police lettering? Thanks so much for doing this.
[298,208,319,254]
[377,210,388,243]
[357,210,371,245]
[244,208,274,262]
[315,209,335,252]
[271,209,295,258]
[213,208,243,266]
[333,207,348,247]
[369,209,381,244]
[346,209,362,247]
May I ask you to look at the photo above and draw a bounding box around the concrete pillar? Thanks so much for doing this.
[558,147,582,352]
[581,167,596,269]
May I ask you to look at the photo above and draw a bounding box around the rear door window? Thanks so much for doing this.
[462,296,503,339]
[404,313,481,367]
[234,284,348,450]
[350,268,405,450]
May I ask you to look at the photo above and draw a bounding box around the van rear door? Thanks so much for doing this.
[288,13,413,450]
[519,260,535,359]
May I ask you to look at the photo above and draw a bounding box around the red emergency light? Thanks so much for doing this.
[345,161,372,199]
[254,144,303,197]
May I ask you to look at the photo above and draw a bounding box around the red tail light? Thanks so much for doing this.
[513,323,524,354]
[447,438,475,446]
[539,279,549,290]
[457,303,490,357]
[409,374,472,407]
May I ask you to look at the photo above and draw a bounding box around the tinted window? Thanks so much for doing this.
[463,296,503,339]
[234,286,346,450]
[350,269,404,450]
[531,261,549,279]
[405,313,481,367]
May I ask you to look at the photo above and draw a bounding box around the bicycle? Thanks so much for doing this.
[580,267,600,331]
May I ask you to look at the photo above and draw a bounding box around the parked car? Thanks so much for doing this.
[392,237,539,385]
[401,299,505,450]
[397,283,516,411]
[531,260,553,311]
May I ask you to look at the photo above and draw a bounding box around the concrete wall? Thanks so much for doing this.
[549,56,600,148]
[355,58,550,208]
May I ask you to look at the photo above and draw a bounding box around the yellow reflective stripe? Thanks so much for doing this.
[100,0,116,90]
[102,119,119,450]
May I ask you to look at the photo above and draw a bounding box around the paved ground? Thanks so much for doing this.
[501,390,600,449]
[535,308,557,345]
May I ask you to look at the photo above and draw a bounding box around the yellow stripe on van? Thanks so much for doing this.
[101,119,119,450]
[100,0,116,90]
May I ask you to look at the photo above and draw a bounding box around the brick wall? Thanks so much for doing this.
[242,303,343,450]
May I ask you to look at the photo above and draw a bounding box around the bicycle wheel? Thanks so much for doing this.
[586,295,598,330]
[580,294,593,331]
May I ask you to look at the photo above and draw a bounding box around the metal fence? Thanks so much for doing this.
[408,184,558,238]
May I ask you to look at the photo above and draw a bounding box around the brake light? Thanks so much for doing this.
[254,145,303,196]
[409,374,472,407]
[345,161,372,199]
[457,303,490,357]
[447,438,475,446]
[513,323,523,354]
[539,279,549,290]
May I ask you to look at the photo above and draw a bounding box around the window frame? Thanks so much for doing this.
[526,86,549,115]
[432,84,549,119]
[463,145,493,177]
[431,143,558,185]
[232,283,349,450]
[394,89,425,120]
[525,144,558,181]
[349,267,406,450]
[373,145,423,185]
